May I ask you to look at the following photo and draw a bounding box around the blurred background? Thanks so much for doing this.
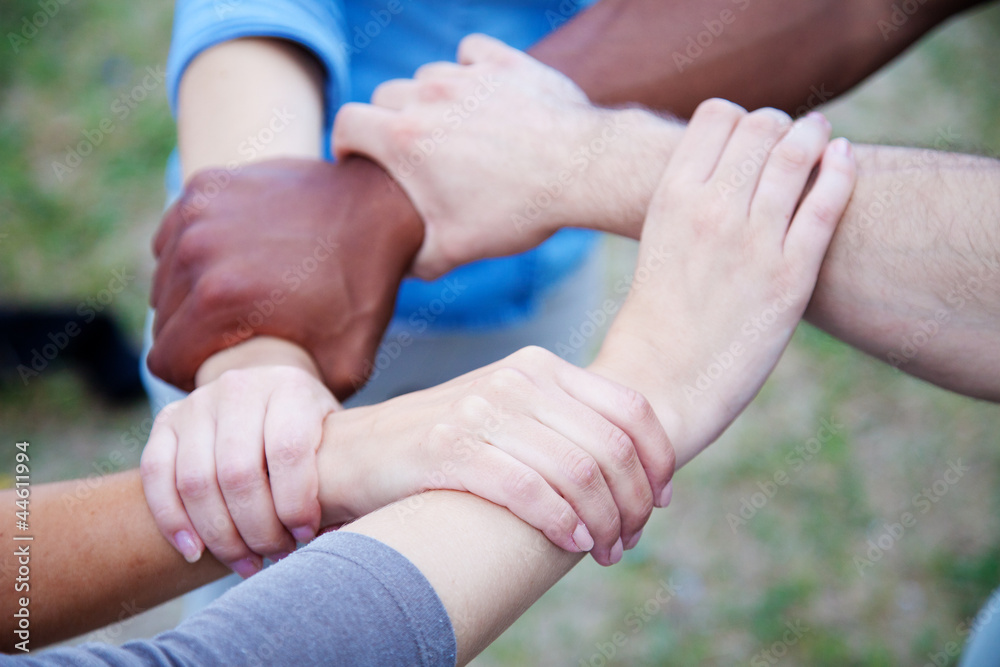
[1,1,998,664]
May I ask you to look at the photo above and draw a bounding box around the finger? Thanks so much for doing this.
[151,222,231,331]
[263,376,334,544]
[665,98,746,184]
[783,138,857,276]
[710,107,794,207]
[432,429,584,555]
[413,61,464,81]
[139,415,204,563]
[370,79,420,110]
[147,294,226,391]
[521,383,654,556]
[215,375,296,560]
[456,33,519,66]
[175,398,262,578]
[487,413,626,566]
[152,198,185,261]
[750,112,833,240]
[332,102,397,162]
[556,365,675,508]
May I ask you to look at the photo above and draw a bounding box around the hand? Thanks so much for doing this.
[333,34,665,279]
[593,100,858,465]
[316,346,675,566]
[148,156,424,399]
[140,360,339,578]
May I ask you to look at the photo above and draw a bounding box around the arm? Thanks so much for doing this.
[3,339,672,648]
[0,471,229,650]
[337,37,1000,401]
[346,104,859,665]
[4,102,849,658]
[529,0,985,115]
[149,37,423,397]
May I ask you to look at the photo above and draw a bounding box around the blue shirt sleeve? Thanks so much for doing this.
[166,0,351,124]
[12,533,456,666]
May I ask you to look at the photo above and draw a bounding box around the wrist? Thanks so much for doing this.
[565,107,683,238]
[194,336,322,387]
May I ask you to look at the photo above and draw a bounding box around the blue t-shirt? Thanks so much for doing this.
[165,0,598,332]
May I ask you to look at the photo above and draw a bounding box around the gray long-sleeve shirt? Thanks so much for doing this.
[6,532,457,666]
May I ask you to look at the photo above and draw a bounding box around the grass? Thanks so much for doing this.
[1,2,998,664]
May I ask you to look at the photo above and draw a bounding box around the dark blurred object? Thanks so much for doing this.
[0,307,144,404]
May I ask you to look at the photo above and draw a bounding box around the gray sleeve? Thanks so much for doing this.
[10,532,456,666]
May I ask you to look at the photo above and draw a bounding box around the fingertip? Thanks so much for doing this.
[572,522,594,552]
[230,556,263,579]
[173,529,204,563]
[291,525,317,544]
[655,480,674,509]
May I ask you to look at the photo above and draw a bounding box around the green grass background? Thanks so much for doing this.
[1,1,999,664]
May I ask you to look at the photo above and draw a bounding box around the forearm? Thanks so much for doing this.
[807,146,1000,400]
[0,472,228,650]
[530,0,982,116]
[178,37,324,177]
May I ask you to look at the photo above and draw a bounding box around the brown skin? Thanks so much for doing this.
[147,0,983,398]
[0,472,228,650]
[145,0,979,395]
[148,156,423,398]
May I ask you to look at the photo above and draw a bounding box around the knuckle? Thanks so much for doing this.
[369,83,397,107]
[217,462,263,497]
[138,451,168,483]
[564,451,602,491]
[773,141,813,171]
[269,434,311,471]
[189,270,244,315]
[482,365,531,396]
[503,467,545,504]
[454,394,493,426]
[696,98,746,123]
[388,115,426,149]
[176,473,213,501]
[605,426,638,472]
[425,423,465,464]
[418,79,455,102]
[620,386,656,427]
[174,226,213,269]
[742,107,791,134]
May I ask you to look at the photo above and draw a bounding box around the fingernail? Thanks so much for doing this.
[657,481,674,508]
[231,557,262,579]
[609,537,624,565]
[291,526,316,544]
[272,551,292,562]
[572,522,594,552]
[624,529,644,551]
[807,111,830,128]
[832,137,852,156]
[173,530,202,563]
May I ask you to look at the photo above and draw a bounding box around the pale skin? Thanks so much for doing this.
[1,102,855,657]
[335,35,1000,402]
[141,339,675,574]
